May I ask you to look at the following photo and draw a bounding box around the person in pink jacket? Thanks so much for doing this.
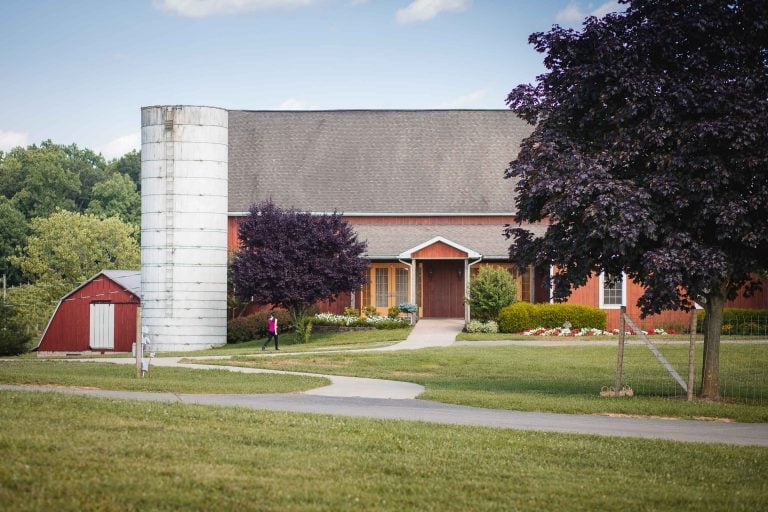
[262,313,279,351]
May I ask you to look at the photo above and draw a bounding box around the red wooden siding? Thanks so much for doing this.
[228,216,241,252]
[412,241,467,259]
[38,276,139,353]
[562,274,767,331]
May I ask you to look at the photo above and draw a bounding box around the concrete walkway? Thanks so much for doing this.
[378,318,463,350]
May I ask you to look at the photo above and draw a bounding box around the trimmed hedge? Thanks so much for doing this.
[498,302,607,333]
[227,311,293,344]
[697,308,768,336]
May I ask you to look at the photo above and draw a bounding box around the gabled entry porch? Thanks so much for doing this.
[399,236,481,322]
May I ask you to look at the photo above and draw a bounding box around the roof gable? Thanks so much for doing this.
[399,236,480,259]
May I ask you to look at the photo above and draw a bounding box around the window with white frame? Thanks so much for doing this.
[599,272,626,309]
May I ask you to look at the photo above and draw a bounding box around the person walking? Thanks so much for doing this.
[262,313,279,351]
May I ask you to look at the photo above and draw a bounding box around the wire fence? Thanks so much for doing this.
[626,308,768,337]
[617,310,768,404]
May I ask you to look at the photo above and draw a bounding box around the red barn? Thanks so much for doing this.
[35,270,140,354]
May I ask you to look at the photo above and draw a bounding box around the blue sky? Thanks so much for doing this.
[0,0,621,159]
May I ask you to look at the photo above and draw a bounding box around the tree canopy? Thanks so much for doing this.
[231,201,369,322]
[9,210,140,294]
[0,197,28,286]
[505,0,767,398]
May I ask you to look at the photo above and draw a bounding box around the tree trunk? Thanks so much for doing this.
[700,288,726,400]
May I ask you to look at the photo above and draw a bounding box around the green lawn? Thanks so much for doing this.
[1,391,766,512]
[200,343,768,422]
[0,360,328,394]
[160,327,412,357]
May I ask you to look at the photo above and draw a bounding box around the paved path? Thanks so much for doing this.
[6,319,768,447]
[378,318,463,350]
[3,383,767,446]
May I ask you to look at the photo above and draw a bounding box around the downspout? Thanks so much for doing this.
[465,257,483,325]
[399,258,416,324]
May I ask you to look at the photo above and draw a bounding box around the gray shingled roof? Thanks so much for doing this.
[351,223,548,260]
[101,270,141,297]
[228,110,532,214]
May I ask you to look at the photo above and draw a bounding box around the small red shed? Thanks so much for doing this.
[36,270,141,353]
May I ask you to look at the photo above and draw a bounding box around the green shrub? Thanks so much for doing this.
[0,302,31,356]
[295,317,313,344]
[227,317,252,344]
[697,308,768,336]
[363,305,378,317]
[226,311,292,344]
[398,303,418,314]
[465,320,499,334]
[535,304,607,330]
[370,319,411,330]
[468,266,518,321]
[498,302,535,333]
[0,329,29,356]
[388,305,401,319]
[343,307,359,317]
[498,302,606,333]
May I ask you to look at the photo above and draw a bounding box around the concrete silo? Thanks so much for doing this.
[140,106,228,351]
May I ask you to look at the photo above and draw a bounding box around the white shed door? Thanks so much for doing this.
[90,303,115,350]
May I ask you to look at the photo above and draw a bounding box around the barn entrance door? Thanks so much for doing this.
[90,303,115,350]
[422,261,465,318]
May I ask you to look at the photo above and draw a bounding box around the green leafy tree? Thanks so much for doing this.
[0,147,24,199]
[0,299,32,356]
[468,266,518,321]
[107,150,141,191]
[9,210,140,291]
[63,144,108,210]
[86,173,141,228]
[7,141,81,219]
[0,197,28,286]
[5,283,60,340]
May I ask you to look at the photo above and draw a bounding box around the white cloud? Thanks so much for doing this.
[274,98,311,110]
[0,130,29,152]
[442,89,488,108]
[396,0,471,25]
[555,1,620,25]
[100,132,141,160]
[156,0,317,18]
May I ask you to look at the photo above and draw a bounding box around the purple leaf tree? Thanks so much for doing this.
[231,200,369,326]
[506,0,768,399]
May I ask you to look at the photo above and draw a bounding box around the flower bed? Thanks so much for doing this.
[521,327,678,337]
[312,313,410,330]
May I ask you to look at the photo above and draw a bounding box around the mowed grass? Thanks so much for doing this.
[1,391,767,512]
[205,343,768,422]
[0,360,328,394]
[161,327,412,357]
